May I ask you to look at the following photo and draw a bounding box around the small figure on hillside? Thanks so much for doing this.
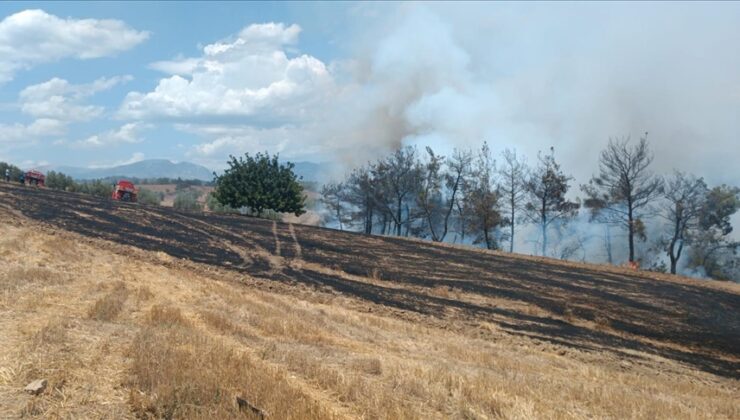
[19,173,25,185]
[4,168,9,182]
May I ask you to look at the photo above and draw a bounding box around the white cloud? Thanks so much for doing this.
[0,118,66,143]
[75,122,150,148]
[0,9,148,83]
[176,123,331,169]
[19,76,132,121]
[119,22,332,120]
[184,125,290,157]
[0,76,135,149]
[149,56,200,75]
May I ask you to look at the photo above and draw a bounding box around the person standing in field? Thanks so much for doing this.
[4,168,9,182]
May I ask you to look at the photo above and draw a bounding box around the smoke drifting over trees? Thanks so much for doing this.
[309,4,740,281]
[320,137,740,282]
[327,4,740,189]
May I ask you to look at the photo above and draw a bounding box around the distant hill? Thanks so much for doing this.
[47,160,215,181]
[43,159,337,184]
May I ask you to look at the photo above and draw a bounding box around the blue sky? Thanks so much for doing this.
[0,2,364,169]
[0,1,738,191]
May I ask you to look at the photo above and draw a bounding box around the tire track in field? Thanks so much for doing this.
[288,223,302,259]
[272,220,282,257]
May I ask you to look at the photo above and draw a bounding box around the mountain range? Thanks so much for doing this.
[42,159,334,183]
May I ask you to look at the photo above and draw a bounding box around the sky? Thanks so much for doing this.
[0,1,738,193]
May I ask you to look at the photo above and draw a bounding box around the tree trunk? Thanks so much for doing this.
[668,216,681,274]
[627,204,635,262]
[456,201,465,241]
[440,179,459,242]
[675,241,684,274]
[364,197,373,234]
[404,204,411,237]
[541,222,547,257]
[483,216,491,250]
[425,204,439,241]
[509,202,515,253]
[605,224,613,264]
[396,196,402,236]
[541,197,547,257]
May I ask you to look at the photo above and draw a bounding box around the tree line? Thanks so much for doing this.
[320,136,740,280]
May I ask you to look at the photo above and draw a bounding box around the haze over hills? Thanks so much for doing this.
[45,160,214,181]
[41,159,335,183]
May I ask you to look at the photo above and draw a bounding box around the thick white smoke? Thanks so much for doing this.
[320,3,740,249]
[327,3,740,189]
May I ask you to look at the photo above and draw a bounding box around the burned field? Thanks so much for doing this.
[0,182,738,381]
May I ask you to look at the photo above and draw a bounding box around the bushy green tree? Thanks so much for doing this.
[46,171,77,191]
[0,162,23,182]
[77,180,114,198]
[213,152,305,217]
[687,185,740,280]
[465,142,502,250]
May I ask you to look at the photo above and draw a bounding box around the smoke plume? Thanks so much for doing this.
[327,3,740,191]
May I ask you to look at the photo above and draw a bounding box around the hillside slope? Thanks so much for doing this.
[0,182,738,418]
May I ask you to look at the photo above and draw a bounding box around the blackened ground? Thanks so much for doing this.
[1,182,738,378]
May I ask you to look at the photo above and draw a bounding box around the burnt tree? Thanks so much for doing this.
[583,134,663,263]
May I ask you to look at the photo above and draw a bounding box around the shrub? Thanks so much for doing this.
[173,189,203,212]
[137,188,163,206]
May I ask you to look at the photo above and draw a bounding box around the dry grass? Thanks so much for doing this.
[0,215,738,419]
[136,285,154,302]
[351,357,383,376]
[1,267,67,293]
[147,304,190,328]
[87,281,129,321]
[128,324,333,419]
[30,320,69,349]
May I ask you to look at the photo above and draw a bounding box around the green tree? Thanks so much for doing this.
[77,180,113,198]
[213,152,305,217]
[465,142,502,250]
[46,171,77,191]
[372,146,421,236]
[687,185,740,280]
[659,172,708,274]
[524,148,579,257]
[0,162,23,182]
[320,181,348,230]
[416,147,445,241]
[498,148,529,253]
